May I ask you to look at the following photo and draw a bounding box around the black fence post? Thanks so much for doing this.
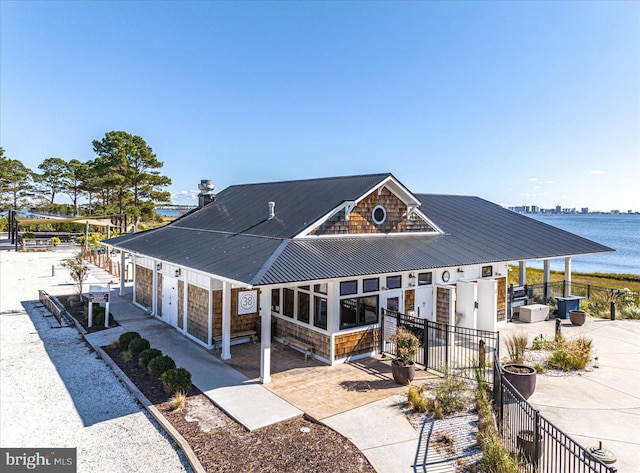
[533,408,541,470]
[380,308,385,355]
[611,301,616,320]
[424,321,429,370]
[445,323,450,368]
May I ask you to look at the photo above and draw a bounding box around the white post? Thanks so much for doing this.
[119,251,126,296]
[105,283,111,328]
[221,281,232,360]
[260,288,272,384]
[564,257,572,296]
[518,260,527,286]
[88,302,93,328]
[207,278,213,348]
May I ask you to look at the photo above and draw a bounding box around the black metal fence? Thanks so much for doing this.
[509,281,640,320]
[381,308,617,472]
[380,309,498,383]
[494,357,617,473]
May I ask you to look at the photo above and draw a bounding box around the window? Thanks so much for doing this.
[339,296,379,329]
[271,288,281,312]
[314,283,327,295]
[340,280,358,296]
[363,278,379,293]
[418,272,433,286]
[299,285,310,291]
[386,275,402,289]
[283,288,295,318]
[482,265,493,278]
[298,291,310,323]
[314,296,327,330]
[372,205,387,225]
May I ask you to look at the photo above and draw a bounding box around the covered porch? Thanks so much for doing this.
[215,340,436,420]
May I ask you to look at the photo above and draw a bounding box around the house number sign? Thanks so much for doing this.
[238,290,258,315]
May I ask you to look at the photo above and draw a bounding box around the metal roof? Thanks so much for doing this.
[105,175,613,286]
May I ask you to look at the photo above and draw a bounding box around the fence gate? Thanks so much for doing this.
[381,309,498,383]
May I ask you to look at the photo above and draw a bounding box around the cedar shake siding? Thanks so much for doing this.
[311,187,435,235]
[186,283,209,343]
[135,265,153,309]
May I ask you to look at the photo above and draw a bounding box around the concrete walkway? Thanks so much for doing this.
[499,318,640,472]
[84,291,303,432]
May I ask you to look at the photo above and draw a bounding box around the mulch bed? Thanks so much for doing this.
[102,345,375,473]
[58,294,119,333]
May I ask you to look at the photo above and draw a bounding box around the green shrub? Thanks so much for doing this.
[139,348,163,367]
[128,338,150,358]
[427,368,472,417]
[51,236,61,246]
[161,367,192,394]
[118,331,141,350]
[148,355,176,378]
[547,335,592,371]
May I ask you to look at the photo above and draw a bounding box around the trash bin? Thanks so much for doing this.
[556,296,584,319]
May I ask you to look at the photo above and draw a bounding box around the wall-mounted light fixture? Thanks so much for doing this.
[156,263,162,270]
[175,268,181,277]
[457,268,464,273]
[408,273,416,287]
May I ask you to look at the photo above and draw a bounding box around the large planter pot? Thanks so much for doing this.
[503,364,537,399]
[569,310,586,326]
[391,360,415,385]
[517,429,544,463]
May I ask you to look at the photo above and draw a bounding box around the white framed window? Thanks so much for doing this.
[372,205,387,225]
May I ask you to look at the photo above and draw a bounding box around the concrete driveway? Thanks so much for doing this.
[498,317,640,472]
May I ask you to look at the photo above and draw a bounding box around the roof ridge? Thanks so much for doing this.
[224,172,392,189]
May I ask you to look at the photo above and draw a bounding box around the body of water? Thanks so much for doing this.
[525,214,640,276]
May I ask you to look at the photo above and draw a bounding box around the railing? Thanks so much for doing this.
[509,281,639,319]
[381,308,617,472]
[494,357,617,473]
[380,309,498,383]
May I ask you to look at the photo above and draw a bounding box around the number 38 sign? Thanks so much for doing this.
[238,290,258,315]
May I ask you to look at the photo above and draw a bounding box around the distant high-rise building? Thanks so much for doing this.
[581,208,589,214]
[531,205,539,213]
[555,205,562,214]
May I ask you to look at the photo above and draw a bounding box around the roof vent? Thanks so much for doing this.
[268,201,276,220]
[197,180,215,208]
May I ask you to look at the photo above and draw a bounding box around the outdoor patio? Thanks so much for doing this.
[215,341,437,420]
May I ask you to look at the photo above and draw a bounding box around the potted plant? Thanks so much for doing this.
[503,332,537,399]
[390,328,420,385]
[569,310,586,326]
[516,429,544,463]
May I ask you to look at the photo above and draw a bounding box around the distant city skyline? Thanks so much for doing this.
[505,204,638,215]
[1,2,638,213]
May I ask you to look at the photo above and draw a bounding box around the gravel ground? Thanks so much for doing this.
[0,247,192,473]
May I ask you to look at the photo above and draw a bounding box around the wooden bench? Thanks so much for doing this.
[282,336,314,361]
[213,330,257,350]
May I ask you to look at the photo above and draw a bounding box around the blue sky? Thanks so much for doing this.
[1,1,638,212]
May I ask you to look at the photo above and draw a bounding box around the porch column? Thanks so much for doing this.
[119,251,126,296]
[518,260,527,286]
[564,257,572,296]
[260,288,272,384]
[543,260,551,303]
[221,281,232,360]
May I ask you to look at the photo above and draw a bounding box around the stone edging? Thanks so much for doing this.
[95,346,207,473]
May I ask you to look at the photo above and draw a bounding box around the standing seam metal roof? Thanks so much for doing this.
[105,175,613,285]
